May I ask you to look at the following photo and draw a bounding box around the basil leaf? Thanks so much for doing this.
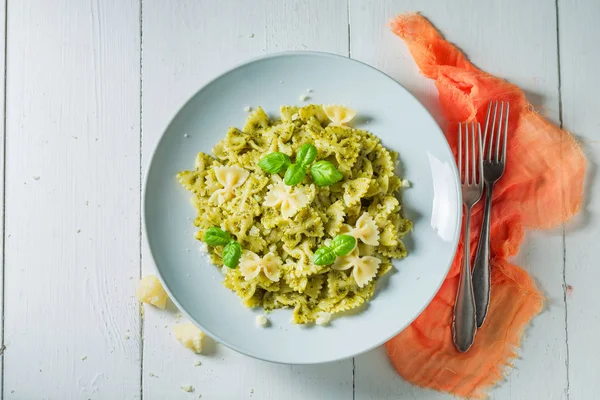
[296,144,317,167]
[284,163,306,186]
[330,234,356,256]
[258,152,291,174]
[223,241,242,268]
[313,246,336,266]
[310,161,343,186]
[204,226,231,246]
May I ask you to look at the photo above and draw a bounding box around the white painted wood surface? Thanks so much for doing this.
[140,2,352,399]
[0,0,4,395]
[3,0,142,398]
[350,2,568,399]
[0,0,597,399]
[558,0,600,399]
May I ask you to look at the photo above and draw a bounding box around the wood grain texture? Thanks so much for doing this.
[349,1,568,399]
[3,0,141,398]
[0,0,5,395]
[558,0,600,398]
[140,1,352,399]
[2,0,598,398]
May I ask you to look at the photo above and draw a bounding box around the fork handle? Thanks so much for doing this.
[473,183,493,328]
[452,207,477,352]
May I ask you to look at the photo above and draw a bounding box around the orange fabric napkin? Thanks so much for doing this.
[385,14,586,399]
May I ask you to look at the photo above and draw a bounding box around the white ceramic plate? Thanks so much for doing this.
[144,52,461,364]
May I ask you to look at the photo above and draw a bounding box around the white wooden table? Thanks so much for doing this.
[1,0,597,399]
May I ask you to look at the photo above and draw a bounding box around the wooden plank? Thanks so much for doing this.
[349,1,567,399]
[3,0,141,398]
[140,1,352,399]
[558,0,600,398]
[0,0,5,395]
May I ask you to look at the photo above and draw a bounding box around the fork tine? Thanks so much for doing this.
[488,101,498,161]
[471,122,476,184]
[483,101,492,161]
[495,101,505,162]
[458,122,463,181]
[477,122,483,184]
[502,102,510,162]
[465,122,470,184]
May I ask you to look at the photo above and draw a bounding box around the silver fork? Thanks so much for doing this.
[452,121,484,353]
[473,101,510,328]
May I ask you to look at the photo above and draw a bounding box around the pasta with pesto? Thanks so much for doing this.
[177,104,412,324]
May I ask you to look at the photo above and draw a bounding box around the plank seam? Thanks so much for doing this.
[138,0,145,399]
[347,2,355,398]
[346,0,351,58]
[555,0,570,398]
[1,0,7,398]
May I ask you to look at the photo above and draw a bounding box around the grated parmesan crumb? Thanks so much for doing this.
[248,33,254,38]
[243,105,251,112]
[33,176,40,181]
[124,335,130,340]
[255,315,269,327]
[184,133,189,138]
[221,266,230,275]
[299,94,308,102]
[249,226,260,237]
[81,355,87,361]
[181,385,194,393]
[307,88,313,93]
[401,178,411,188]
[315,312,332,326]
[291,113,299,121]
[194,361,202,366]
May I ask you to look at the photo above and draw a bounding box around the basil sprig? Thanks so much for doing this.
[284,163,306,186]
[223,241,242,269]
[329,234,356,256]
[314,246,336,266]
[258,142,342,187]
[313,234,357,266]
[310,160,344,187]
[296,143,318,167]
[258,152,291,174]
[202,226,242,268]
[204,226,231,246]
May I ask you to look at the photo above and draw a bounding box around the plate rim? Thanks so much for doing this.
[143,50,461,364]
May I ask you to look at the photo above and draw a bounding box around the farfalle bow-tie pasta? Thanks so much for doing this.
[177,104,412,324]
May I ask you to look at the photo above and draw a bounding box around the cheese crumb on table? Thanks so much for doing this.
[255,315,269,327]
[315,312,332,326]
[194,361,202,366]
[243,105,251,112]
[299,94,308,102]
[401,178,411,188]
[137,275,169,309]
[81,355,87,361]
[181,385,194,393]
[173,322,205,354]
